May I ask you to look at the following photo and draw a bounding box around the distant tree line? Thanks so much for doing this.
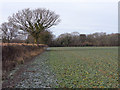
[50,32,119,47]
[1,24,119,47]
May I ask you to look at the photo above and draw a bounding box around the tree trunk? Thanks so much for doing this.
[7,36,10,43]
[34,37,39,45]
[34,38,37,44]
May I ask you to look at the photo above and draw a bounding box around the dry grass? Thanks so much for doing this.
[0,43,47,46]
[2,43,47,74]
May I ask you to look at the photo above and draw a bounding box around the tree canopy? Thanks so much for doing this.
[8,8,60,43]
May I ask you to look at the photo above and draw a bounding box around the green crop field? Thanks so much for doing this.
[47,47,118,88]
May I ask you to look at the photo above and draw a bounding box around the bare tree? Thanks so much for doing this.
[0,22,18,43]
[8,8,60,44]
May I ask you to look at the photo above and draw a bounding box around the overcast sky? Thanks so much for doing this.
[0,0,118,36]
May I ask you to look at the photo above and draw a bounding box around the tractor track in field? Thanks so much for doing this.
[2,51,58,88]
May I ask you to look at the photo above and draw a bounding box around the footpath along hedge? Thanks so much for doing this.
[1,43,47,73]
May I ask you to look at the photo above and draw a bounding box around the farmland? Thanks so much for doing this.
[48,47,118,88]
[3,47,118,88]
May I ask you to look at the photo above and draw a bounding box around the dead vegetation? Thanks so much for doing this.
[2,43,47,79]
